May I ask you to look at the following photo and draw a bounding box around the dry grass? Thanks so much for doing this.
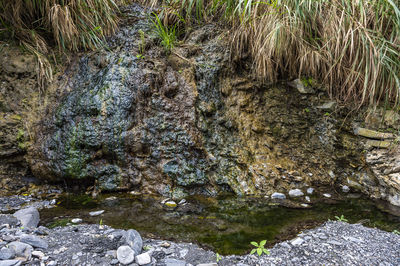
[0,0,124,87]
[141,0,400,107]
[232,0,400,107]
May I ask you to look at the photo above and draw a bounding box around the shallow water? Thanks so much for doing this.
[39,193,400,255]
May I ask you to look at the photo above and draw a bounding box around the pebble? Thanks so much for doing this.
[291,238,304,246]
[289,189,304,197]
[178,199,187,205]
[117,246,135,265]
[271,192,286,199]
[32,250,45,259]
[135,252,151,265]
[305,196,311,202]
[323,193,332,198]
[164,258,187,266]
[307,188,314,195]
[71,218,83,224]
[164,201,177,208]
[342,185,350,193]
[89,210,104,216]
[301,204,310,208]
[161,242,171,248]
[327,240,342,245]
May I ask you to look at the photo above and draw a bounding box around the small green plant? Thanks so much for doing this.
[99,219,103,225]
[136,54,145,60]
[393,229,400,235]
[216,253,222,262]
[304,108,310,113]
[138,29,146,55]
[335,215,348,222]
[250,240,270,256]
[143,245,151,251]
[151,13,177,54]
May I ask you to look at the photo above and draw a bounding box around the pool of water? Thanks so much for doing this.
[39,192,400,255]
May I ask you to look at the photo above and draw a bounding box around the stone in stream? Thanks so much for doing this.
[89,210,104,216]
[7,241,33,260]
[289,189,304,197]
[0,247,15,260]
[117,246,135,265]
[20,234,48,249]
[342,185,350,193]
[124,229,143,255]
[12,207,39,228]
[307,188,314,195]
[271,192,286,199]
[135,252,151,265]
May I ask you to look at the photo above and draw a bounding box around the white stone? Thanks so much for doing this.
[301,204,309,208]
[135,252,151,265]
[71,218,82,224]
[291,238,304,246]
[342,185,350,193]
[117,246,135,265]
[307,188,314,195]
[89,210,104,216]
[271,192,286,199]
[289,189,304,197]
[305,196,311,202]
[323,193,332,198]
[32,250,45,259]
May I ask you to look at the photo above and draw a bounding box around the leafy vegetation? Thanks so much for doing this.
[143,0,400,108]
[250,240,270,256]
[335,215,349,222]
[150,12,179,54]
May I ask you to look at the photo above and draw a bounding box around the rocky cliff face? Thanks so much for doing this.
[0,4,398,204]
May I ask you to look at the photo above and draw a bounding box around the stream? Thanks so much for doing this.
[39,192,400,255]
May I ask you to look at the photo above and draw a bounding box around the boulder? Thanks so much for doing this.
[8,241,33,260]
[13,207,39,228]
[124,229,143,255]
[20,234,48,249]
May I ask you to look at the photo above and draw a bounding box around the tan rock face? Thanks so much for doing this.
[366,147,400,206]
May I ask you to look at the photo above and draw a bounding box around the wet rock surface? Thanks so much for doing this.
[1,209,400,266]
